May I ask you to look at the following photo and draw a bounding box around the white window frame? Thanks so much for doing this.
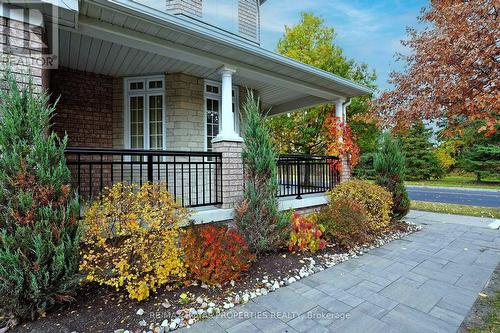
[203,79,240,151]
[123,75,166,150]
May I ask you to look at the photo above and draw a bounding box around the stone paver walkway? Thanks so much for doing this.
[180,213,500,333]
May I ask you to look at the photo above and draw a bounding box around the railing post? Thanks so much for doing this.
[296,158,302,199]
[147,154,153,183]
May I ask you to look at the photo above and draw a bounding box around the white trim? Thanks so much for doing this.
[203,79,240,151]
[189,194,327,224]
[123,75,166,150]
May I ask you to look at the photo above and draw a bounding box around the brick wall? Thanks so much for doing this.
[50,67,114,148]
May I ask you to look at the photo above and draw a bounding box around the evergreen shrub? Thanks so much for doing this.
[0,70,81,321]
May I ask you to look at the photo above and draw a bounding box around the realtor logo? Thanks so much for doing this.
[0,0,59,69]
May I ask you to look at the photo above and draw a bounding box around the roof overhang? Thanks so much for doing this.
[48,0,373,114]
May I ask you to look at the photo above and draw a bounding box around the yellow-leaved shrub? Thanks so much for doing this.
[80,183,187,301]
[328,179,393,231]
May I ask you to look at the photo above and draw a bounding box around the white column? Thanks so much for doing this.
[335,99,344,123]
[335,99,345,142]
[214,66,242,142]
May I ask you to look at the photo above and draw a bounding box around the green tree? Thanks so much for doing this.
[400,121,443,180]
[234,91,289,255]
[0,69,81,323]
[353,152,375,179]
[459,132,500,182]
[266,12,378,156]
[374,133,409,219]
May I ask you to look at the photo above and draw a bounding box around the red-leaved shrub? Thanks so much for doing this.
[182,224,255,285]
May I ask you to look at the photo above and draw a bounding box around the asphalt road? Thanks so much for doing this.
[407,186,500,208]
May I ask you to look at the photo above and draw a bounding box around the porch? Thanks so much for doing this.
[3,0,370,221]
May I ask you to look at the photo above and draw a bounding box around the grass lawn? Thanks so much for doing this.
[411,200,500,219]
[467,291,500,333]
[406,174,500,190]
[462,266,499,333]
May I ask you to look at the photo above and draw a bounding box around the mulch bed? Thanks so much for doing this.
[12,221,415,333]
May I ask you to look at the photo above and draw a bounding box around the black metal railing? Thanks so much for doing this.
[65,148,222,208]
[277,154,340,199]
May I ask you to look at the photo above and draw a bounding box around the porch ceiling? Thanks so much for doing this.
[50,0,371,113]
[56,29,315,110]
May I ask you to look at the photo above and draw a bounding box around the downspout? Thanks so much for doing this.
[342,98,351,124]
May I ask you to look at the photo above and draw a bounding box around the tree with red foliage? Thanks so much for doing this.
[376,0,499,135]
[323,114,360,172]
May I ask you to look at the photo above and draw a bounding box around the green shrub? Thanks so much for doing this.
[0,69,81,321]
[234,91,289,255]
[374,132,410,219]
[328,179,393,231]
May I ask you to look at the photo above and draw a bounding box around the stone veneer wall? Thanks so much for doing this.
[166,73,205,151]
[50,67,114,148]
[0,15,44,91]
[212,140,244,209]
[112,78,124,149]
[340,156,351,182]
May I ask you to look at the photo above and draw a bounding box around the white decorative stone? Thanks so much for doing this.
[139,319,147,327]
[272,281,280,290]
[161,319,169,327]
[136,308,145,316]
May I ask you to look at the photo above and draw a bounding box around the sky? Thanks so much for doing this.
[259,0,428,91]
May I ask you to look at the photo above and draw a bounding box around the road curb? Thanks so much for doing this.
[488,220,500,230]
[406,185,500,193]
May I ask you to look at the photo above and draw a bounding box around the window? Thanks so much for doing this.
[204,80,240,151]
[124,76,165,150]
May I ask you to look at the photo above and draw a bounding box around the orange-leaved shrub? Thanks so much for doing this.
[328,179,393,231]
[80,183,187,301]
[288,211,326,253]
[182,224,255,285]
[315,198,371,249]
